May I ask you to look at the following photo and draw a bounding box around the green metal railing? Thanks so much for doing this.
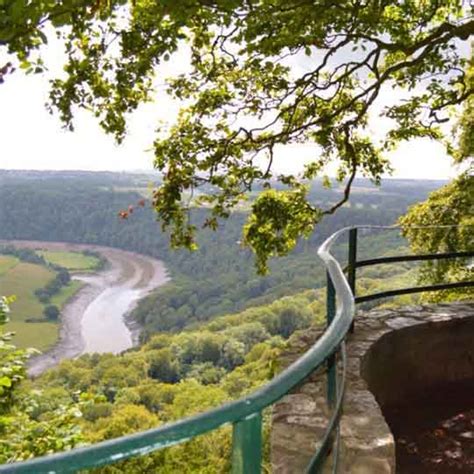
[346,227,474,306]
[1,225,473,473]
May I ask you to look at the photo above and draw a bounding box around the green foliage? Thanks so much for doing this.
[0,296,84,463]
[400,172,473,302]
[43,305,60,321]
[2,3,473,269]
[401,60,473,302]
[0,172,437,338]
[147,349,180,383]
[0,392,83,463]
[0,296,11,326]
[24,287,321,470]
[78,400,113,423]
[86,404,160,443]
[452,57,474,164]
[0,296,34,411]
[33,311,286,471]
[244,188,321,274]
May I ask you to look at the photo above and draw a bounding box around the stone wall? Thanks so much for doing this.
[271,301,474,473]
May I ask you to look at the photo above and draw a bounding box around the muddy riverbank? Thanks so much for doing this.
[2,241,169,377]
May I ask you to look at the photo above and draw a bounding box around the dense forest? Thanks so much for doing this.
[0,171,443,339]
[0,171,461,471]
[5,262,417,470]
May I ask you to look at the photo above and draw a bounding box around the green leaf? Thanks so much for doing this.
[0,376,12,388]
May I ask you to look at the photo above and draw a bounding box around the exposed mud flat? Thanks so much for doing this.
[2,241,168,377]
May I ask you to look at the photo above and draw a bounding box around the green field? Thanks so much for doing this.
[0,255,19,276]
[0,256,57,349]
[37,250,100,272]
[50,280,84,307]
[0,254,85,350]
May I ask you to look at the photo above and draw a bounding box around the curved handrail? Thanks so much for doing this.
[318,227,355,315]
[305,342,347,473]
[0,229,355,473]
[2,224,472,473]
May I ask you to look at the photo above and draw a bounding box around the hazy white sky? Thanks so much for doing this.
[0,35,463,180]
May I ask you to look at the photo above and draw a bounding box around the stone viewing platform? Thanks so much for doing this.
[271,301,474,473]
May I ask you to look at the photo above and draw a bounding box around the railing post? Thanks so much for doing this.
[232,412,262,474]
[348,228,358,333]
[326,272,337,408]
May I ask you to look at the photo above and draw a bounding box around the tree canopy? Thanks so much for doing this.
[400,59,473,300]
[1,1,473,271]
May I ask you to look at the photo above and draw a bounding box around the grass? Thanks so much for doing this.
[0,258,85,350]
[6,320,58,351]
[0,255,19,276]
[37,250,100,272]
[50,280,84,307]
[0,261,57,350]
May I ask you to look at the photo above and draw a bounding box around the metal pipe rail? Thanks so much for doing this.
[345,226,474,306]
[0,228,354,473]
[1,225,472,473]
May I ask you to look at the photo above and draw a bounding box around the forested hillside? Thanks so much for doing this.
[0,171,448,470]
[10,289,317,469]
[0,171,443,339]
[7,254,419,471]
[19,259,417,471]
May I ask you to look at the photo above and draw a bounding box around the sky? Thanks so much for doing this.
[0,34,465,181]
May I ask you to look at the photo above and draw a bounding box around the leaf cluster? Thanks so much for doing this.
[2,1,474,270]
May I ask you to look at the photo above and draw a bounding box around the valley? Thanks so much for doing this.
[0,170,464,471]
[1,241,169,376]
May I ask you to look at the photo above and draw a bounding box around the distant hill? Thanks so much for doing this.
[0,170,444,338]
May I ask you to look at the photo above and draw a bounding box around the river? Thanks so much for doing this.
[3,241,169,377]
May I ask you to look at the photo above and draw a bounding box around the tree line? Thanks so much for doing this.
[0,172,442,339]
